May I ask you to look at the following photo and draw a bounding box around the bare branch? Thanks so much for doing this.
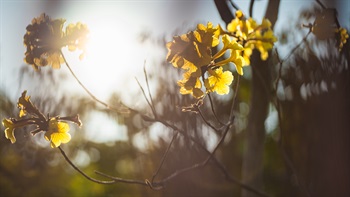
[207,94,225,125]
[229,74,240,123]
[60,51,129,114]
[283,29,312,63]
[151,132,178,183]
[228,0,240,11]
[315,0,326,9]
[135,77,155,116]
[143,63,157,117]
[249,0,255,17]
[58,146,115,184]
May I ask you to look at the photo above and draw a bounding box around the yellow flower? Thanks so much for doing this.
[252,27,277,60]
[2,118,34,144]
[205,67,233,95]
[44,118,71,148]
[166,31,211,71]
[2,119,16,143]
[17,91,31,117]
[215,47,245,75]
[167,23,224,98]
[227,11,277,62]
[213,34,243,60]
[24,13,89,70]
[65,22,89,60]
[177,70,204,98]
[227,10,254,40]
[337,27,349,51]
[194,22,221,47]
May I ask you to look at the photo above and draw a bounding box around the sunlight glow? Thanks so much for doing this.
[65,17,149,102]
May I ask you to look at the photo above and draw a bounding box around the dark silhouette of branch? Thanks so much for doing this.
[143,64,157,117]
[229,74,240,122]
[214,0,234,25]
[58,146,115,184]
[135,77,155,115]
[228,0,240,11]
[207,93,225,125]
[249,0,255,17]
[94,171,150,187]
[151,132,178,183]
[315,0,326,9]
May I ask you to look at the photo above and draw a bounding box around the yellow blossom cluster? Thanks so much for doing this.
[166,10,277,99]
[227,10,277,66]
[337,27,349,51]
[2,91,81,148]
[24,13,89,70]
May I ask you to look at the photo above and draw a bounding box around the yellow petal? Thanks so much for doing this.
[4,127,16,144]
[50,132,71,148]
[3,119,16,143]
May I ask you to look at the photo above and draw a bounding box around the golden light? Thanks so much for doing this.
[65,18,148,101]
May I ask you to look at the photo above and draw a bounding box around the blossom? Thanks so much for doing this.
[17,91,30,117]
[2,118,35,144]
[44,118,71,148]
[177,70,204,98]
[3,91,81,148]
[214,35,245,75]
[3,119,16,143]
[167,23,224,98]
[24,13,89,70]
[205,67,234,95]
[337,27,349,51]
[227,10,277,64]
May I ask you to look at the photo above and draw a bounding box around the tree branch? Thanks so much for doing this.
[58,146,115,184]
[60,51,129,114]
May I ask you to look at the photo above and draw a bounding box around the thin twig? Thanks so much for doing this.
[135,77,155,115]
[283,29,312,63]
[143,64,157,117]
[198,108,220,132]
[249,0,255,17]
[229,74,240,122]
[94,171,149,186]
[315,0,326,9]
[207,94,225,125]
[58,146,115,184]
[154,120,270,197]
[60,51,129,114]
[151,132,178,183]
[228,0,240,11]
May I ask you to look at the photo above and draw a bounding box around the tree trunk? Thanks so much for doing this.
[241,1,280,196]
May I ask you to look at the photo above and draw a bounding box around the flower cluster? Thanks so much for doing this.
[227,10,277,66]
[337,27,349,51]
[166,10,277,99]
[167,22,243,98]
[24,13,89,70]
[2,91,82,148]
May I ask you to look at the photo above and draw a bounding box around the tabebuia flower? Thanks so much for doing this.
[336,27,349,51]
[44,117,71,148]
[2,91,82,148]
[166,22,244,98]
[24,13,89,70]
[227,10,277,66]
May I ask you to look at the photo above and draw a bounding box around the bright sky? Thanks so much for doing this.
[1,0,348,146]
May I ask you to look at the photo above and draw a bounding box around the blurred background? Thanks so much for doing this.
[0,0,349,196]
